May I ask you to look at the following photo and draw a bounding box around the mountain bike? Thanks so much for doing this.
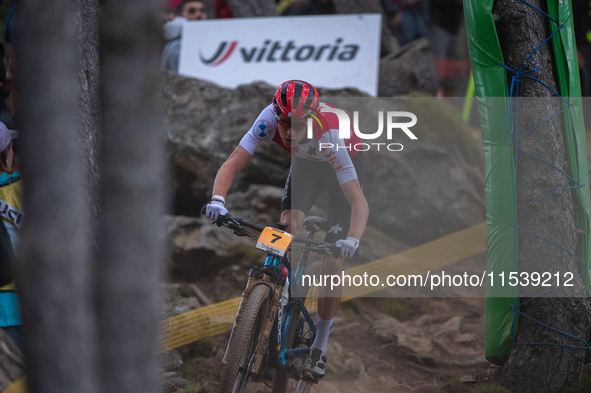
[206,212,339,393]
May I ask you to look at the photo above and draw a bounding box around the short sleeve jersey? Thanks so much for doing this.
[239,102,361,185]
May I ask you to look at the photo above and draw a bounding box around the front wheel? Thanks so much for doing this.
[218,284,271,393]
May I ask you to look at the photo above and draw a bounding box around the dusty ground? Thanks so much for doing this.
[167,254,503,393]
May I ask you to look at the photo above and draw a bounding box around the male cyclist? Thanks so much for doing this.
[205,80,369,380]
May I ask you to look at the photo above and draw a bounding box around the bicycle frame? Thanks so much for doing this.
[221,251,318,379]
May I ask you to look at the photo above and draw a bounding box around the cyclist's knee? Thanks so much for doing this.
[280,209,304,234]
[322,255,343,275]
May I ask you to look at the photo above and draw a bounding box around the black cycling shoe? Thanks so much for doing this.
[302,348,327,380]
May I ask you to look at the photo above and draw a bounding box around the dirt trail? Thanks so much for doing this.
[178,259,494,393]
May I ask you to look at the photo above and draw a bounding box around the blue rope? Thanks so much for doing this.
[499,0,590,349]
[516,185,583,220]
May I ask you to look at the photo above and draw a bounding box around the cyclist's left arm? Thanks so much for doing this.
[340,179,368,241]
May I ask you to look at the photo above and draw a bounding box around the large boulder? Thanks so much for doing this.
[164,184,283,280]
[163,74,290,216]
[361,98,485,245]
[163,74,484,247]
[378,38,439,96]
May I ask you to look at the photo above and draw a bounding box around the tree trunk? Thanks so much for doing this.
[15,0,99,391]
[225,0,277,17]
[493,1,591,391]
[331,0,398,56]
[75,0,102,259]
[98,0,168,392]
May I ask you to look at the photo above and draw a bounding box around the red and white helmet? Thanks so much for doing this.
[272,80,319,119]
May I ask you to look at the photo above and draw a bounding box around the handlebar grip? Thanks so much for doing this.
[201,206,207,215]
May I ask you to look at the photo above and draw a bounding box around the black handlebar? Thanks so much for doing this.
[201,205,341,257]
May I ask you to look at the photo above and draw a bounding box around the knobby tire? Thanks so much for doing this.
[218,285,271,393]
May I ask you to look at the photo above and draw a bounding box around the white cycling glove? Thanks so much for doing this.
[335,237,360,258]
[205,201,228,222]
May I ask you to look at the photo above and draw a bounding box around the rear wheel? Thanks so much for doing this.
[218,285,271,393]
[272,261,321,393]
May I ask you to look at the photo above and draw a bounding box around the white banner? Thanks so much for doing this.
[178,14,381,96]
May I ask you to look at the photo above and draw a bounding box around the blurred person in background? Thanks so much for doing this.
[281,0,336,16]
[179,0,206,20]
[215,0,234,18]
[574,0,591,96]
[161,0,207,71]
[390,0,429,46]
[429,0,466,96]
[0,122,22,351]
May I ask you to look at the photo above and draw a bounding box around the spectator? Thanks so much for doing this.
[574,0,591,96]
[178,0,206,21]
[215,0,234,18]
[390,0,429,47]
[160,0,207,72]
[283,0,336,16]
[161,16,186,71]
[429,0,466,96]
[0,122,22,351]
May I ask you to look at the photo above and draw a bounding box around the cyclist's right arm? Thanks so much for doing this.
[211,145,252,198]
[212,105,277,198]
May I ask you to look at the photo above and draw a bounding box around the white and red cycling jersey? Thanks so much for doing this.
[239,102,362,185]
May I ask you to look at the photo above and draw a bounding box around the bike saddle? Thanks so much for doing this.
[303,216,330,233]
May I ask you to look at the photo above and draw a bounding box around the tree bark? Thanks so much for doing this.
[98,0,168,392]
[225,0,277,17]
[15,0,99,391]
[493,1,591,391]
[75,0,102,259]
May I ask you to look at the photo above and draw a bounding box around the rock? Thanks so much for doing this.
[224,184,284,225]
[159,350,183,371]
[412,384,442,393]
[164,297,201,319]
[378,38,439,96]
[197,381,218,393]
[164,215,255,280]
[325,340,347,375]
[459,374,477,383]
[163,75,290,216]
[363,98,485,246]
[311,382,341,393]
[163,377,191,393]
[162,371,182,379]
[370,312,482,367]
[343,358,369,379]
[164,74,485,246]
[161,283,183,303]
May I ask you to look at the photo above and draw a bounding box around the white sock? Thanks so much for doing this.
[311,317,334,353]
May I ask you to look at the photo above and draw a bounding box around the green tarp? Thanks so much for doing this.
[464,0,591,364]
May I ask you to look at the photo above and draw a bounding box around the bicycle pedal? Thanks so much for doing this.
[301,373,320,384]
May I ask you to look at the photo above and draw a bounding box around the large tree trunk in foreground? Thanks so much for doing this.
[98,0,168,392]
[75,0,102,258]
[226,0,277,17]
[494,1,591,391]
[16,0,99,392]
